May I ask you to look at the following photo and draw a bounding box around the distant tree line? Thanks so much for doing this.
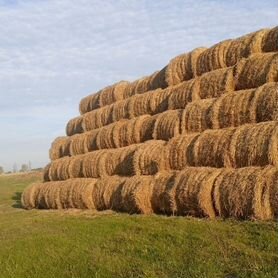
[0,161,33,175]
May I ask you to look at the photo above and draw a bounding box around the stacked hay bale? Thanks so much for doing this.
[22,26,278,220]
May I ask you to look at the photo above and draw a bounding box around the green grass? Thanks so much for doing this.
[0,173,277,278]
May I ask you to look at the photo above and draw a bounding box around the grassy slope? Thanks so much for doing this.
[0,173,277,278]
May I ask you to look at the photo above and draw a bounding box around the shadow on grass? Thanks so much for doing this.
[12,192,22,208]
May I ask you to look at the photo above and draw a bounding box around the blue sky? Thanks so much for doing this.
[0,0,277,171]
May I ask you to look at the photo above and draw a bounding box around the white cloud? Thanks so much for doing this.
[0,0,277,170]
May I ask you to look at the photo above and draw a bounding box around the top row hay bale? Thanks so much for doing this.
[195,28,269,76]
[98,81,129,107]
[234,52,278,90]
[66,116,84,136]
[165,47,207,86]
[79,68,167,115]
[261,26,278,52]
[79,92,100,115]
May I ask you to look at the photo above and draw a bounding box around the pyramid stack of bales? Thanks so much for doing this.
[22,26,278,220]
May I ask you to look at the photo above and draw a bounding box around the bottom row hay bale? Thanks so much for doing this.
[29,179,97,209]
[174,167,223,217]
[21,182,42,209]
[212,167,277,219]
[22,166,278,220]
[118,175,154,214]
[92,176,126,211]
[151,171,177,214]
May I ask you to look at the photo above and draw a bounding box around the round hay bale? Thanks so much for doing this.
[104,145,138,176]
[128,90,156,118]
[68,155,84,178]
[225,29,269,67]
[66,116,84,136]
[211,88,256,129]
[153,110,182,140]
[79,92,100,115]
[249,82,278,123]
[49,136,70,160]
[43,163,51,182]
[234,52,278,90]
[267,167,278,219]
[193,128,235,168]
[82,150,108,178]
[229,122,278,168]
[196,40,231,76]
[151,171,177,215]
[166,47,207,85]
[149,88,172,114]
[181,98,215,133]
[45,181,62,209]
[82,110,101,132]
[133,140,170,175]
[119,175,155,214]
[58,180,74,208]
[67,178,96,209]
[85,129,100,152]
[82,105,113,131]
[174,167,223,218]
[168,133,200,170]
[197,67,235,99]
[212,167,274,219]
[167,79,200,110]
[134,76,153,94]
[262,26,278,52]
[69,133,86,156]
[117,116,152,147]
[111,99,131,122]
[122,80,139,98]
[69,129,100,156]
[254,166,277,220]
[21,183,42,209]
[93,176,126,211]
[48,156,71,181]
[149,67,167,90]
[37,182,56,209]
[99,81,129,107]
[140,114,158,142]
[82,179,98,209]
[96,123,118,150]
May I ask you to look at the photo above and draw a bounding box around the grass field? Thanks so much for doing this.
[0,172,277,278]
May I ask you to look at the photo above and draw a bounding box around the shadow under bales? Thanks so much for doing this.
[12,192,22,208]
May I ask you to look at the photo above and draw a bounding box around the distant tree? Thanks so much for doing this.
[13,163,18,173]
[20,164,29,172]
[0,166,4,175]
